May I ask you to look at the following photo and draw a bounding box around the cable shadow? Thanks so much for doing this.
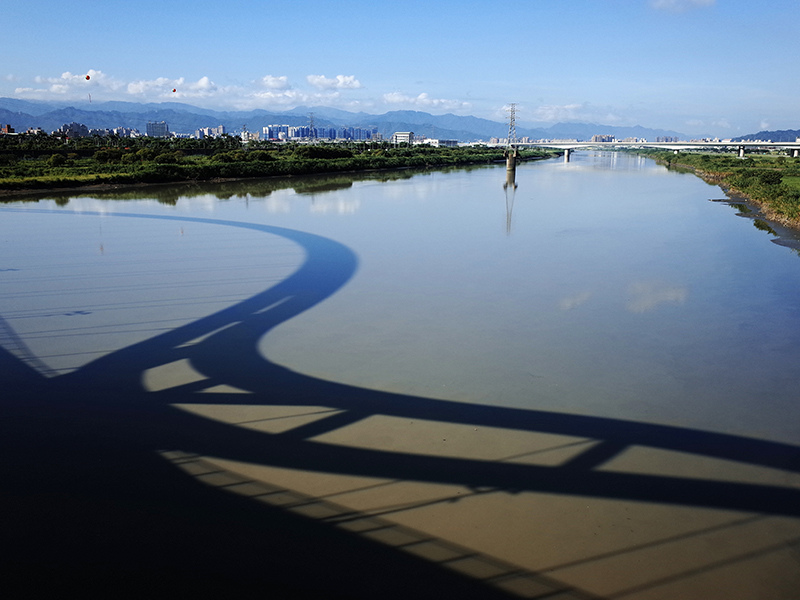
[3,209,800,598]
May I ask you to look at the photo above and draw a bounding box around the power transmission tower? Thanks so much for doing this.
[506,103,517,148]
[308,112,316,142]
[504,103,519,189]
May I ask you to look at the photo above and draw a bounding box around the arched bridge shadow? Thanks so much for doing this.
[3,209,800,598]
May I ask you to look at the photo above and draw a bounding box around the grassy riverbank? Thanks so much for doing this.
[0,134,555,195]
[636,149,800,229]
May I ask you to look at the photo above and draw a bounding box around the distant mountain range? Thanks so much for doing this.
[0,97,709,142]
[732,129,800,142]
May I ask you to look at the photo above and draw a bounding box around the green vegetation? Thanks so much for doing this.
[636,149,800,228]
[782,176,800,192]
[0,134,556,194]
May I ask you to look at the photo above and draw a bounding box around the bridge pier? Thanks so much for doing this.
[793,149,799,158]
[505,147,517,187]
[563,148,571,162]
[505,167,517,190]
[506,148,517,171]
[738,146,746,159]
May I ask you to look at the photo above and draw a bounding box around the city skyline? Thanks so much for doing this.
[3,0,798,138]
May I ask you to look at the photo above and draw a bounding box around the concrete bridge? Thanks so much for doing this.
[503,140,800,161]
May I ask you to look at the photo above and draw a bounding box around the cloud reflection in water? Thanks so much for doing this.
[626,281,688,313]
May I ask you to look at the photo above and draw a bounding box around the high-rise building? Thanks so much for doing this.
[195,125,226,139]
[55,122,89,138]
[262,124,289,140]
[146,121,170,137]
[113,127,140,137]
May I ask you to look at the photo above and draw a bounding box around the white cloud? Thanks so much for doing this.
[382,91,471,112]
[248,88,309,105]
[11,69,463,115]
[127,76,221,99]
[650,0,714,12]
[237,88,351,111]
[759,120,771,131]
[12,68,473,115]
[260,75,290,90]
[307,74,361,90]
[532,103,585,122]
[17,68,346,110]
[17,69,126,96]
[127,76,174,95]
[531,102,622,124]
[190,76,215,91]
[13,70,223,102]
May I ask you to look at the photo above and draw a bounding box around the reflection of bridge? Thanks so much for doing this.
[500,140,800,161]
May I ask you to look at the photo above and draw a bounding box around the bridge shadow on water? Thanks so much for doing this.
[2,210,800,599]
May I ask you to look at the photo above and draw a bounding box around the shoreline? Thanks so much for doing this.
[692,169,800,248]
[5,154,799,250]
[697,169,800,228]
[0,154,552,202]
[642,152,800,244]
[0,176,265,200]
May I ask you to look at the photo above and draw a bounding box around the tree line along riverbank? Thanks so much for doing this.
[636,149,800,229]
[5,135,797,231]
[0,134,555,194]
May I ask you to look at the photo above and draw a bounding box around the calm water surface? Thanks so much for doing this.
[3,152,800,443]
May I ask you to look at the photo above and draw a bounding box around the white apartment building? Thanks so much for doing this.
[390,131,414,144]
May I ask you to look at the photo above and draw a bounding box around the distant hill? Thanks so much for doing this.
[0,100,312,136]
[0,97,687,142]
[733,129,800,142]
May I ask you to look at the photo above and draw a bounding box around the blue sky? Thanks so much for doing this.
[3,0,798,136]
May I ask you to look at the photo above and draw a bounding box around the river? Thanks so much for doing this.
[2,151,799,599]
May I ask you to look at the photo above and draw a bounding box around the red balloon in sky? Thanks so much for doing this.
[85,75,90,80]
[172,88,176,93]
